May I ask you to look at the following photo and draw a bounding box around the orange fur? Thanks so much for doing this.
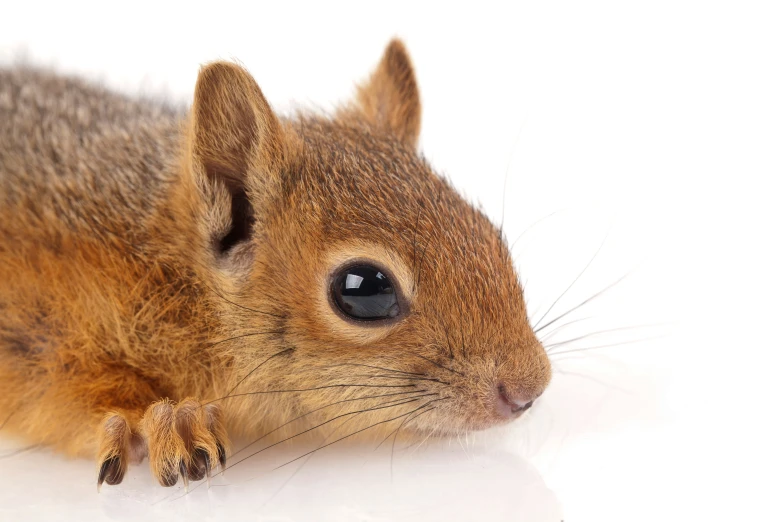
[0,39,551,487]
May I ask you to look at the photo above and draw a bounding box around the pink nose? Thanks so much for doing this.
[496,383,536,417]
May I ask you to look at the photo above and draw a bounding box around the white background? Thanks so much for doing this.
[1,1,782,521]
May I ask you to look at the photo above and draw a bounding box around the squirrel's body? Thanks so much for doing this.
[0,41,552,488]
[0,67,220,455]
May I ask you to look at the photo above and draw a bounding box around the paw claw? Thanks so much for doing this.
[217,443,227,471]
[96,414,134,489]
[179,460,189,490]
[186,448,209,481]
[110,399,228,489]
[160,467,179,487]
[97,455,125,488]
[98,455,124,485]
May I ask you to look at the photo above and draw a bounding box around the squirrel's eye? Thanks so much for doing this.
[332,264,400,321]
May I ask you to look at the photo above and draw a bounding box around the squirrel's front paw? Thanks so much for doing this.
[96,399,228,488]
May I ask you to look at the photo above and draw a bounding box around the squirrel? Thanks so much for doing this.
[0,39,552,489]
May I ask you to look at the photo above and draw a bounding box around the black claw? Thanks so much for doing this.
[160,465,180,487]
[97,455,125,488]
[186,448,209,481]
[179,459,189,489]
[217,443,226,470]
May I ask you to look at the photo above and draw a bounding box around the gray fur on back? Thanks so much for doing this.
[0,66,186,235]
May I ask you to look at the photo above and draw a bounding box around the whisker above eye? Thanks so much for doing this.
[415,229,437,287]
[410,206,422,294]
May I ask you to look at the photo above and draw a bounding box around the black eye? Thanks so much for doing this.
[331,264,400,321]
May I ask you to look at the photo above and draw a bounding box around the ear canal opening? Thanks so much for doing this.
[217,188,255,254]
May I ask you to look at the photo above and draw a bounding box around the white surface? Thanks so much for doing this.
[1,1,782,521]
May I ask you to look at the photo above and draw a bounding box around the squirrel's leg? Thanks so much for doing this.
[97,399,228,489]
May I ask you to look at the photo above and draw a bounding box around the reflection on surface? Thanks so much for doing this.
[0,436,561,521]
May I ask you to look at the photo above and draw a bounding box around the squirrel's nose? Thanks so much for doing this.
[496,383,537,417]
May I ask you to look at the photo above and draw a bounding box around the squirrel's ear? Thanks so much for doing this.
[342,39,421,148]
[190,61,283,190]
[188,62,284,257]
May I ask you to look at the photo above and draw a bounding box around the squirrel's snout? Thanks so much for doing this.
[495,382,539,418]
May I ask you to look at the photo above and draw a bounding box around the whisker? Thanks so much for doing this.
[205,330,284,349]
[533,232,609,331]
[405,413,444,454]
[544,324,666,351]
[407,352,465,377]
[411,206,422,293]
[548,336,665,356]
[374,414,413,452]
[553,369,631,393]
[445,331,456,360]
[415,230,436,287]
[353,374,450,385]
[203,383,418,406]
[187,331,273,359]
[0,405,21,431]
[272,399,447,471]
[174,394,436,500]
[534,273,631,334]
[390,406,437,478]
[221,394,440,475]
[223,347,295,398]
[261,414,359,504]
[205,285,284,319]
[185,330,287,365]
[0,444,40,459]
[318,363,426,377]
[229,389,423,460]
[509,210,562,255]
[537,316,593,344]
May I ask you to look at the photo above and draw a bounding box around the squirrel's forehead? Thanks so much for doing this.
[291,128,508,261]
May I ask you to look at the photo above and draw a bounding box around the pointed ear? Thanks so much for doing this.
[191,61,283,190]
[344,38,421,148]
[189,62,284,256]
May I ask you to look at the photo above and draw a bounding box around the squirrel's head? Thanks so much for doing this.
[183,39,551,437]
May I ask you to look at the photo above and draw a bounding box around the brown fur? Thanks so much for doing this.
[0,39,551,487]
